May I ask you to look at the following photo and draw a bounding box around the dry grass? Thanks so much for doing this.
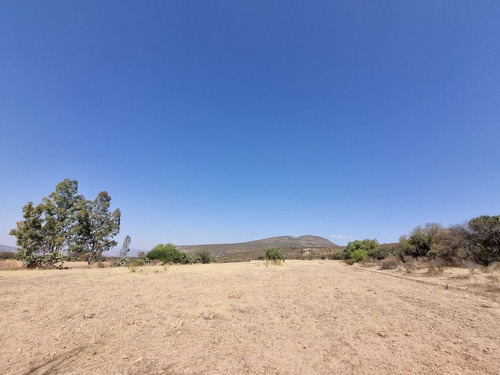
[378,256,399,270]
[1,261,499,375]
[0,259,24,271]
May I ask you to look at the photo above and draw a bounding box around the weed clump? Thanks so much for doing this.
[379,256,399,270]
[127,259,145,273]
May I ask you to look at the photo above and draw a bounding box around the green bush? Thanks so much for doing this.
[185,253,202,264]
[146,244,186,264]
[400,223,446,258]
[328,251,343,260]
[265,248,284,261]
[462,216,500,266]
[350,249,368,263]
[342,239,380,260]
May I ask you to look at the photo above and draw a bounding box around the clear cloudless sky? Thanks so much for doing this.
[1,1,499,253]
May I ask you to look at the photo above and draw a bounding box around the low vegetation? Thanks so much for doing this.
[5,179,499,274]
[341,215,500,270]
[265,248,284,261]
[146,243,211,265]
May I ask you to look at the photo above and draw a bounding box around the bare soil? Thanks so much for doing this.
[1,260,499,374]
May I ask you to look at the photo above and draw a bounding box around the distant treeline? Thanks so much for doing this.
[0,252,16,259]
[334,215,500,267]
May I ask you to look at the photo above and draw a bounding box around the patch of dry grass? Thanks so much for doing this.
[0,259,24,271]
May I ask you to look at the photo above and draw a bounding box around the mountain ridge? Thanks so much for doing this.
[0,244,17,253]
[177,235,336,256]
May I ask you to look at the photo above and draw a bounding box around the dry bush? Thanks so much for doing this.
[0,259,24,270]
[486,262,500,273]
[427,260,445,276]
[403,256,416,274]
[379,256,399,270]
[359,259,377,268]
[485,262,500,283]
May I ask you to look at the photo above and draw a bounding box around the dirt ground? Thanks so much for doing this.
[1,260,499,375]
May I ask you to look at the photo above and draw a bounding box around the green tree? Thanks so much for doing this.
[400,223,446,258]
[342,239,381,260]
[448,216,500,266]
[147,243,186,263]
[120,235,131,258]
[9,179,82,268]
[265,248,284,261]
[73,191,121,264]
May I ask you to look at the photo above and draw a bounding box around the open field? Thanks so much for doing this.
[1,261,499,375]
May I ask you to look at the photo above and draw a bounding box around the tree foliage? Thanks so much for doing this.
[448,216,500,266]
[73,192,121,264]
[9,179,82,268]
[265,248,284,260]
[343,239,381,260]
[400,223,446,258]
[120,235,132,258]
[10,179,120,268]
[147,243,186,263]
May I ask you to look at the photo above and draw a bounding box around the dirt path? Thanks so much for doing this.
[1,260,499,374]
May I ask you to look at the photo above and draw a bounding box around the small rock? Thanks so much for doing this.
[202,312,214,320]
[133,357,143,364]
[122,355,129,359]
[377,332,388,338]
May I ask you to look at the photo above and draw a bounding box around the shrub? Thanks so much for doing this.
[265,248,284,261]
[342,239,381,260]
[146,244,186,264]
[379,256,399,270]
[427,259,445,276]
[114,257,131,266]
[198,250,211,264]
[328,251,343,260]
[185,253,202,264]
[459,216,500,266]
[127,259,145,273]
[0,252,16,259]
[400,223,447,258]
[350,249,368,263]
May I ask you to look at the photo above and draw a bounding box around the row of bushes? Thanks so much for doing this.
[337,215,500,266]
[146,243,211,264]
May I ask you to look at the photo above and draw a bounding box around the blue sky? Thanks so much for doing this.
[1,1,499,252]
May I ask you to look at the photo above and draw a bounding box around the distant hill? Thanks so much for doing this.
[177,235,337,257]
[0,244,17,253]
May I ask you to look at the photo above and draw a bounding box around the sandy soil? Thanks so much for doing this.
[1,260,499,375]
